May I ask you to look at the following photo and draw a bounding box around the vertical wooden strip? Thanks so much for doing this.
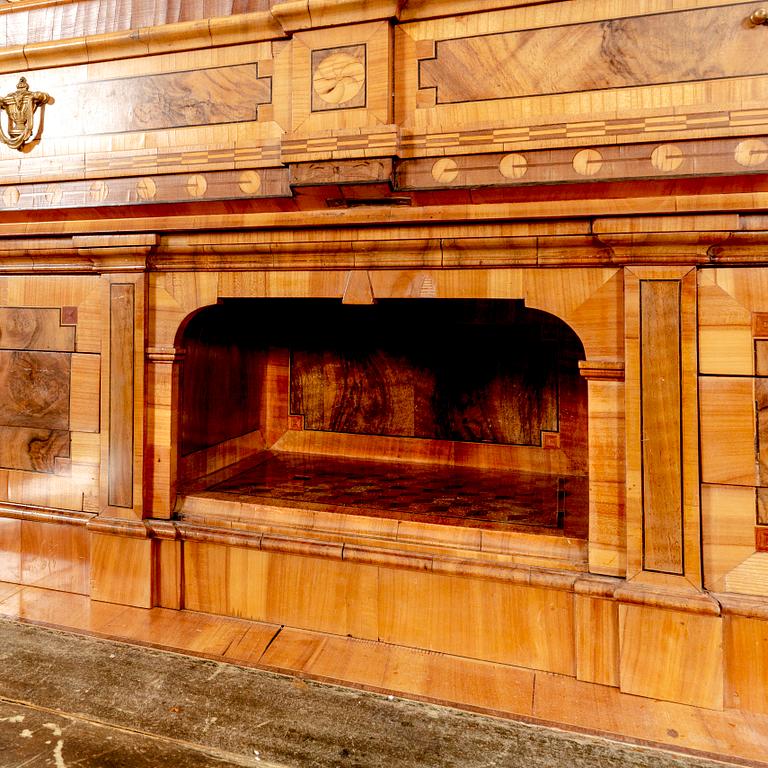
[108,284,135,508]
[640,280,684,574]
[757,378,768,488]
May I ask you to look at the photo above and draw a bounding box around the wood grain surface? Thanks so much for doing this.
[289,300,578,447]
[419,6,764,103]
[639,280,683,574]
[60,65,271,136]
[108,284,134,509]
[1,1,274,47]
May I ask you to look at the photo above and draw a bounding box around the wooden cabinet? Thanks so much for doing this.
[0,0,766,743]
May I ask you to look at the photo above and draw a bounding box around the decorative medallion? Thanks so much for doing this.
[311,45,366,111]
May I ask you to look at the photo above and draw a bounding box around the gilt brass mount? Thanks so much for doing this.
[0,77,51,151]
[750,8,768,25]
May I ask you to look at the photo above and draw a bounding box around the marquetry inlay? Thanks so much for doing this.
[0,308,76,474]
[311,45,366,111]
[498,153,527,179]
[572,149,603,177]
[735,138,768,167]
[186,175,207,198]
[431,158,459,184]
[650,144,684,172]
[136,178,157,201]
[238,170,262,194]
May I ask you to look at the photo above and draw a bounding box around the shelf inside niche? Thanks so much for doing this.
[186,448,588,538]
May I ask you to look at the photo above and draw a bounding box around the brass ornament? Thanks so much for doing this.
[0,77,52,152]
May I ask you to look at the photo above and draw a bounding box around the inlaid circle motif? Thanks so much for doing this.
[239,170,262,195]
[735,139,768,167]
[313,53,365,106]
[431,158,459,184]
[499,154,528,179]
[3,187,20,207]
[186,175,207,198]
[572,149,603,176]
[136,178,157,201]
[651,144,684,172]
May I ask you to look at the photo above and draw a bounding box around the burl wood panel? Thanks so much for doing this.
[0,427,69,474]
[0,308,75,352]
[291,300,578,447]
[65,65,271,136]
[108,285,134,509]
[0,350,71,473]
[419,6,765,104]
[0,351,70,430]
[640,281,683,575]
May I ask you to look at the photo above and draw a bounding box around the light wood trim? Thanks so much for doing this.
[0,12,285,75]
[0,195,766,240]
[625,267,701,587]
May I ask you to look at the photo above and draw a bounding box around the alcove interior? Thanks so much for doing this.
[177,298,589,539]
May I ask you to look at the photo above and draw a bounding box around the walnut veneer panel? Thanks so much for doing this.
[0,351,70,431]
[639,280,683,574]
[290,300,577,447]
[419,6,763,104]
[58,64,271,137]
[0,308,75,352]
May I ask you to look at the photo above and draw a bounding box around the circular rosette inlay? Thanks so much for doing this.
[313,53,365,106]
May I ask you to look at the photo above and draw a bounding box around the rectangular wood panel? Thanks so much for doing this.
[0,308,75,351]
[59,64,271,136]
[108,284,134,509]
[419,5,766,104]
[640,280,683,574]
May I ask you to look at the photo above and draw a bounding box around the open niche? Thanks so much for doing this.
[177,299,588,540]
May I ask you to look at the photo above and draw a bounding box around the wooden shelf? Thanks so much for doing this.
[188,449,588,538]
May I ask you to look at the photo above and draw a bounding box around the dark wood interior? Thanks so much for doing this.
[178,299,588,537]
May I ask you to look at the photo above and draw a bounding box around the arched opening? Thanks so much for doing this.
[176,298,588,539]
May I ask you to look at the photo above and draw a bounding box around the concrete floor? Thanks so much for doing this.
[0,618,749,768]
